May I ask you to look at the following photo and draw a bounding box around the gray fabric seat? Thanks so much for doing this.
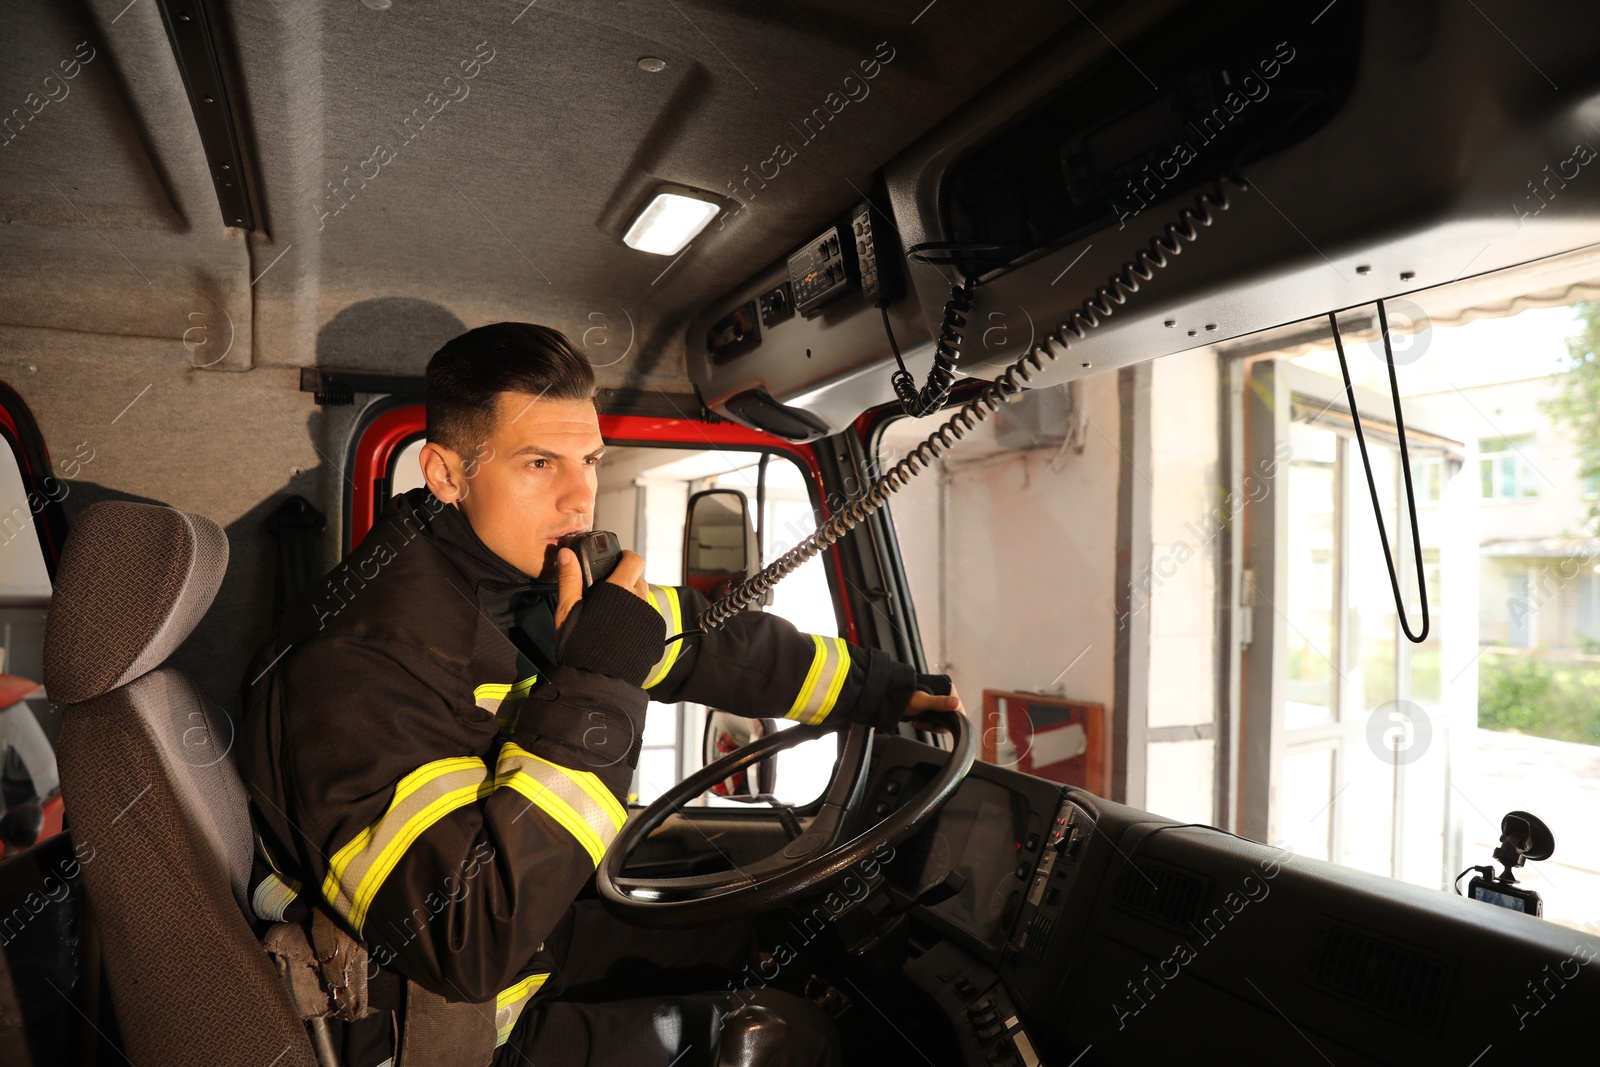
[47,501,317,1067]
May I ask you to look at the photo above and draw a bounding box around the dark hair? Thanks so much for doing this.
[424,322,596,455]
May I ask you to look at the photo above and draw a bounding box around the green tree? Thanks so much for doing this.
[1542,300,1600,526]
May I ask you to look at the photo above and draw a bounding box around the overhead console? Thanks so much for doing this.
[935,0,1354,277]
[693,0,1600,439]
[690,191,930,442]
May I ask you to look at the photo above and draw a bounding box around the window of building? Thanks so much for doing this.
[1411,455,1444,507]
[1478,435,1539,499]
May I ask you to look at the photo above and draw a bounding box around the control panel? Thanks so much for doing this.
[787,225,853,316]
[905,941,1047,1067]
[868,748,1101,1048]
[688,190,921,440]
[851,200,896,305]
[705,300,760,365]
[1001,795,1091,1011]
[783,199,901,318]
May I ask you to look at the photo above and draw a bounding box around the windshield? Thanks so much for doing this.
[879,295,1600,934]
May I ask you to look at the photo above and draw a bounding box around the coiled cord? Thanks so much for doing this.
[889,279,975,418]
[697,176,1249,633]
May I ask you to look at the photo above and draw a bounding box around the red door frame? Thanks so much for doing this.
[347,405,861,641]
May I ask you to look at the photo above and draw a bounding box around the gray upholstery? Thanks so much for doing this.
[49,503,316,1066]
[44,501,228,704]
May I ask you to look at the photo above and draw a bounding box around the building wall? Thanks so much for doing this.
[881,370,1122,752]
[884,348,1227,825]
[1442,377,1591,543]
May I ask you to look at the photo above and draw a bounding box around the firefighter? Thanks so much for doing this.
[239,322,960,1067]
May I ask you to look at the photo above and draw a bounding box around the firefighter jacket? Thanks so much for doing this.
[238,486,928,1038]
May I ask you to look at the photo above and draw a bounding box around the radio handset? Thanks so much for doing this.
[563,530,623,589]
[562,530,702,647]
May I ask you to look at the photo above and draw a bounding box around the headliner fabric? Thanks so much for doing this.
[0,0,1090,381]
[43,501,229,704]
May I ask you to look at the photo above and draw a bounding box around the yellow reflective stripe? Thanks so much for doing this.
[785,634,829,722]
[785,635,852,725]
[641,585,683,689]
[815,638,852,724]
[495,743,626,867]
[252,828,303,921]
[321,756,492,935]
[477,675,540,735]
[503,742,627,830]
[474,674,539,714]
[496,972,551,1046]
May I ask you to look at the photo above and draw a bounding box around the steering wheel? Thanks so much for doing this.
[596,710,976,925]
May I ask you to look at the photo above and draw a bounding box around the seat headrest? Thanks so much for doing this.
[44,502,228,704]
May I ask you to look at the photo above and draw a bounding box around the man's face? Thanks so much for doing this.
[420,392,605,580]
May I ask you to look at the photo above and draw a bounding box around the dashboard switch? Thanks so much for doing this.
[1027,870,1050,907]
[706,301,761,365]
[758,282,794,328]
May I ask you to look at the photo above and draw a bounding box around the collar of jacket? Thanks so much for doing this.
[391,487,559,613]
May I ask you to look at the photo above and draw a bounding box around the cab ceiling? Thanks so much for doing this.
[0,0,1101,391]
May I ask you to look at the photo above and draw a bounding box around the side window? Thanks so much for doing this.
[0,444,53,603]
[592,446,837,808]
[0,429,60,860]
[387,437,842,808]
[389,437,426,498]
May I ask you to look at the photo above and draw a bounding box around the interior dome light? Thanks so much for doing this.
[623,191,720,256]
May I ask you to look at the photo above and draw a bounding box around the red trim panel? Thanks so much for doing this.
[348,406,858,641]
[348,405,429,551]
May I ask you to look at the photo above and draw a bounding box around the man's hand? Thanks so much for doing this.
[555,547,649,634]
[901,685,964,719]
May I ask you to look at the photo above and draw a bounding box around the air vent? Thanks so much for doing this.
[1114,861,1207,928]
[1308,924,1451,1029]
[1023,913,1055,958]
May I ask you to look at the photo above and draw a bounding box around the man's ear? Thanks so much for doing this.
[419,441,468,503]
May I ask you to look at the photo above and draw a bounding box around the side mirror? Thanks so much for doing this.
[701,710,781,801]
[683,488,758,602]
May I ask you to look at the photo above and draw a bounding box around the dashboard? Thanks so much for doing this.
[860,734,1597,1065]
[866,740,1101,1066]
